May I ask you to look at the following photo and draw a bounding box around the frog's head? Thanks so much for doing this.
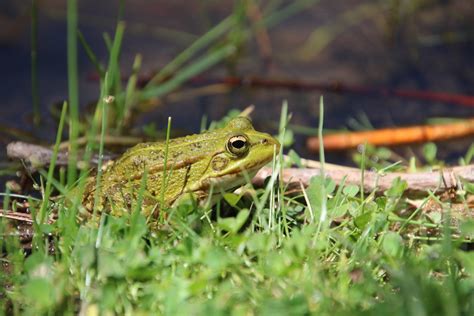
[203,117,280,191]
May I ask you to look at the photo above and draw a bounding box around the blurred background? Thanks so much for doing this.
[0,0,473,167]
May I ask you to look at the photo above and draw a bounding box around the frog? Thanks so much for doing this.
[81,117,280,218]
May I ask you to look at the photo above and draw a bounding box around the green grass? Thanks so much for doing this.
[2,1,474,315]
[3,157,474,314]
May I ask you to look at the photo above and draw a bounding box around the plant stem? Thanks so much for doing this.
[38,102,68,224]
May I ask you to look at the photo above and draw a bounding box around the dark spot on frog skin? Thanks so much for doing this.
[211,156,229,171]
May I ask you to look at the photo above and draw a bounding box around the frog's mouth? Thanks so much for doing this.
[210,165,261,191]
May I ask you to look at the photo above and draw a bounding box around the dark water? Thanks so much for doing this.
[0,0,473,169]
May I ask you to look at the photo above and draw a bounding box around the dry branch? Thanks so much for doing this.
[6,141,112,171]
[0,210,34,223]
[189,76,474,108]
[255,164,473,196]
[7,141,70,168]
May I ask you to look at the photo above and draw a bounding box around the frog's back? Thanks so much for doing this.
[111,130,226,175]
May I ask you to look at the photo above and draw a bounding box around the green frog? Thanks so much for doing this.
[81,117,280,218]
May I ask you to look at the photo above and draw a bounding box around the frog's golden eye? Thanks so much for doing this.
[227,135,249,156]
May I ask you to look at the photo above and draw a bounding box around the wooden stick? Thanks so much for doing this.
[6,141,113,170]
[254,165,473,196]
[7,141,71,169]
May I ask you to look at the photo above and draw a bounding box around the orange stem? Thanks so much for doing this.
[307,118,474,151]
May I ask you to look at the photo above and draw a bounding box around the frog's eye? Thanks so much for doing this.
[227,135,249,156]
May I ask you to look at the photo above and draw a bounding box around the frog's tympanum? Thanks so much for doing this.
[82,117,280,218]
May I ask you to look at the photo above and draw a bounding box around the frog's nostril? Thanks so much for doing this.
[261,139,268,145]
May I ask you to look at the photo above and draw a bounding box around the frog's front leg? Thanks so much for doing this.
[171,190,216,209]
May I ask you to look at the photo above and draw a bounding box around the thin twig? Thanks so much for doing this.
[0,210,34,223]
[246,0,273,72]
[190,76,474,108]
[254,164,474,197]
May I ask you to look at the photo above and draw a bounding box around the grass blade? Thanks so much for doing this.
[67,0,80,187]
[140,44,236,100]
[316,96,328,233]
[92,92,109,215]
[78,30,105,78]
[38,101,68,224]
[105,21,125,93]
[118,54,142,131]
[145,15,235,87]
[262,0,320,28]
[156,117,172,222]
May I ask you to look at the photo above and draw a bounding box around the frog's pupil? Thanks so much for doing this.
[232,140,246,149]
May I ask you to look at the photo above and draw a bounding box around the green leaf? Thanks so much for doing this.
[307,176,335,216]
[259,294,309,316]
[98,250,126,278]
[164,278,191,315]
[39,223,54,234]
[464,181,474,195]
[375,147,393,161]
[204,247,233,272]
[217,209,250,234]
[330,203,350,218]
[24,252,52,275]
[284,228,308,258]
[76,245,95,269]
[422,142,437,164]
[460,220,474,238]
[223,192,242,207]
[463,143,474,165]
[354,212,372,229]
[286,149,302,167]
[343,184,359,197]
[385,177,408,198]
[246,233,277,254]
[24,278,55,309]
[126,265,158,281]
[457,251,474,275]
[382,232,403,257]
[265,252,290,276]
[281,129,294,147]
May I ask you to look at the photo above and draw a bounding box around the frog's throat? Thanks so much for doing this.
[189,162,263,195]
[210,168,259,191]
